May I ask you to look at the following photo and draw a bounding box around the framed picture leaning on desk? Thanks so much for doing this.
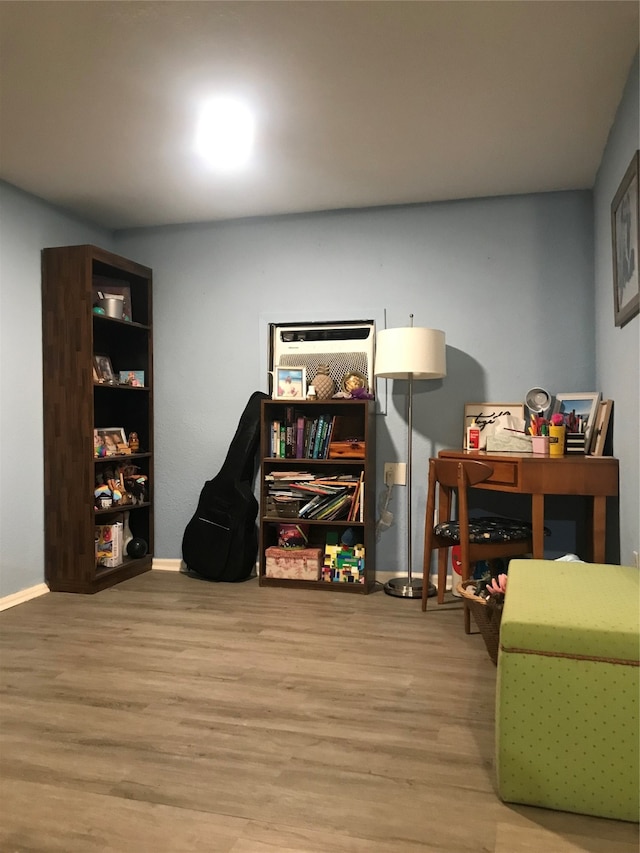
[552,392,600,452]
[590,400,613,457]
[462,402,525,450]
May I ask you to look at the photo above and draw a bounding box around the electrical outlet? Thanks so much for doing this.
[634,551,639,569]
[384,462,407,486]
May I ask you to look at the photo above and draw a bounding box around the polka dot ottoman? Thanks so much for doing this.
[496,559,639,822]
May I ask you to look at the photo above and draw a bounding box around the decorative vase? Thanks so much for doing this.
[313,364,335,400]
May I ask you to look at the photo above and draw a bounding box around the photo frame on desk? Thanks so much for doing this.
[590,399,613,457]
[611,150,639,328]
[552,392,601,452]
[462,402,525,450]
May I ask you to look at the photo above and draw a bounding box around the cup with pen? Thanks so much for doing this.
[548,413,566,457]
[529,413,550,455]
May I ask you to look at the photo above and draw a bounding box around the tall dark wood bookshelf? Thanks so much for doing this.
[41,245,154,593]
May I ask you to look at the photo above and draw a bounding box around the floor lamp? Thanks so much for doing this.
[375,317,447,599]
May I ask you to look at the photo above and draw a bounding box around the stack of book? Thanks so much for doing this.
[270,409,342,459]
[264,471,364,522]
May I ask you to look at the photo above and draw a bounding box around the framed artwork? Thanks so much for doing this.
[93,353,116,383]
[611,150,639,328]
[94,427,129,457]
[590,399,613,457]
[273,366,306,400]
[552,392,601,451]
[119,370,145,387]
[462,403,525,450]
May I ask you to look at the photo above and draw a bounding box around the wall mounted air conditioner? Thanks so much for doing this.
[269,319,376,393]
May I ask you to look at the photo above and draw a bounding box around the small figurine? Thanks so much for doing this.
[128,432,140,453]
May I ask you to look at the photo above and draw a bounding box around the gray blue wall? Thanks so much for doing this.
[0,184,111,597]
[594,52,639,571]
[0,54,637,598]
[113,191,597,576]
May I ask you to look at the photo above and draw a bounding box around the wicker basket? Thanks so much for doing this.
[457,579,503,665]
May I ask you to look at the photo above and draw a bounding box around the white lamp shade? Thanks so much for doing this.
[374,327,446,380]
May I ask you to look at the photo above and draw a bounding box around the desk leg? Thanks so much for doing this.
[437,550,448,605]
[532,494,545,559]
[592,496,606,564]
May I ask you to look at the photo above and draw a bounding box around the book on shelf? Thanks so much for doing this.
[271,420,280,457]
[268,413,338,460]
[296,415,305,458]
[265,472,361,521]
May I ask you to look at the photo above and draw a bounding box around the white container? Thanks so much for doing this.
[466,421,480,450]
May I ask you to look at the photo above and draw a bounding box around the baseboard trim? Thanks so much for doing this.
[0,583,49,612]
[152,558,183,572]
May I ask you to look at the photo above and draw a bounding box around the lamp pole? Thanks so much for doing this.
[377,315,445,599]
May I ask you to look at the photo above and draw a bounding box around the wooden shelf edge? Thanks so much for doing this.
[94,501,151,516]
[258,576,371,593]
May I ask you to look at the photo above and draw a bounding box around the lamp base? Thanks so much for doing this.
[383,576,437,599]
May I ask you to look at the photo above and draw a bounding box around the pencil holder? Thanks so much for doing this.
[549,425,566,457]
[531,435,549,455]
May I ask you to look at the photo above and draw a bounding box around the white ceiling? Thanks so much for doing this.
[0,1,638,230]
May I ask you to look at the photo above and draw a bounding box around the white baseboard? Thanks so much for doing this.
[0,583,49,612]
[152,558,183,572]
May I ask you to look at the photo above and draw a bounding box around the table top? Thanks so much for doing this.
[438,449,619,496]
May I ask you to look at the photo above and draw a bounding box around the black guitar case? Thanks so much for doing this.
[182,390,269,581]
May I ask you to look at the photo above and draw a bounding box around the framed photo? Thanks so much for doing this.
[274,366,306,400]
[463,402,525,450]
[94,427,129,457]
[611,150,639,328]
[93,353,116,383]
[119,370,145,387]
[552,392,601,452]
[590,399,613,457]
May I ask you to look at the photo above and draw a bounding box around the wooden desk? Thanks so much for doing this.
[438,450,619,563]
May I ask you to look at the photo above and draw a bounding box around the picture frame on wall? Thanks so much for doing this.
[273,366,306,400]
[590,399,613,457]
[611,150,639,328]
[462,402,526,450]
[552,392,601,452]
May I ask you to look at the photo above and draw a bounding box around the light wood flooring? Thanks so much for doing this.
[1,571,637,853]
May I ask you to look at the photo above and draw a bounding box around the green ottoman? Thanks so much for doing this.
[496,559,639,822]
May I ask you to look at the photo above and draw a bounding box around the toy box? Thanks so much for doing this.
[265,546,322,580]
[95,520,123,568]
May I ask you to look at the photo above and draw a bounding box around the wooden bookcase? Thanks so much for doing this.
[41,245,154,593]
[258,398,375,593]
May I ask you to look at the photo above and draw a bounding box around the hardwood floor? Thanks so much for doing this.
[1,571,637,852]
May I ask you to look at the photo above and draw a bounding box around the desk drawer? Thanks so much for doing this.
[484,461,518,487]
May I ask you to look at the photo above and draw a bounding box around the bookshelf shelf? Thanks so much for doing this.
[258,398,376,593]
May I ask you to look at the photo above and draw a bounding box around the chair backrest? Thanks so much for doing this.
[426,459,495,531]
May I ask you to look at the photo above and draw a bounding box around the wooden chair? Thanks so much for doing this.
[421,458,533,633]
